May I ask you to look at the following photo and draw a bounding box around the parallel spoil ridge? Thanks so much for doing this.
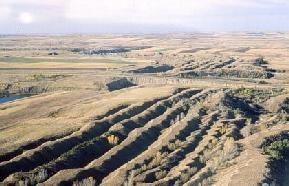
[1,86,287,186]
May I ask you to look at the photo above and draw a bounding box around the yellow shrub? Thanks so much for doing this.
[107,135,119,145]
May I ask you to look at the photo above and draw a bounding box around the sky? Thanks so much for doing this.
[0,0,289,34]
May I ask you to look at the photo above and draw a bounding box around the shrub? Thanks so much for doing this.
[149,152,163,168]
[188,166,198,175]
[237,88,254,97]
[261,133,289,185]
[175,139,182,147]
[14,168,48,185]
[34,168,48,183]
[107,134,119,145]
[168,143,177,151]
[263,139,289,160]
[32,74,46,81]
[254,57,267,66]
[223,137,240,158]
[140,164,147,172]
[241,125,252,137]
[155,170,167,180]
[179,171,191,183]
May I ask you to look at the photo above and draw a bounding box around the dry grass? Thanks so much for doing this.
[0,33,288,186]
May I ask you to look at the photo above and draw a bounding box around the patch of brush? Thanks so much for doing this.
[260,131,289,186]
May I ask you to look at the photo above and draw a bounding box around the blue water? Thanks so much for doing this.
[0,95,29,104]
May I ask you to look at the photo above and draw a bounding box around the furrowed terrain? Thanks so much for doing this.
[0,33,288,186]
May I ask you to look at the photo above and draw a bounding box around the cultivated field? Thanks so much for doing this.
[0,33,288,186]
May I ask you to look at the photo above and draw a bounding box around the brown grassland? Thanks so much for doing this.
[0,33,288,186]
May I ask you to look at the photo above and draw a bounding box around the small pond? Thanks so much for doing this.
[0,95,30,104]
